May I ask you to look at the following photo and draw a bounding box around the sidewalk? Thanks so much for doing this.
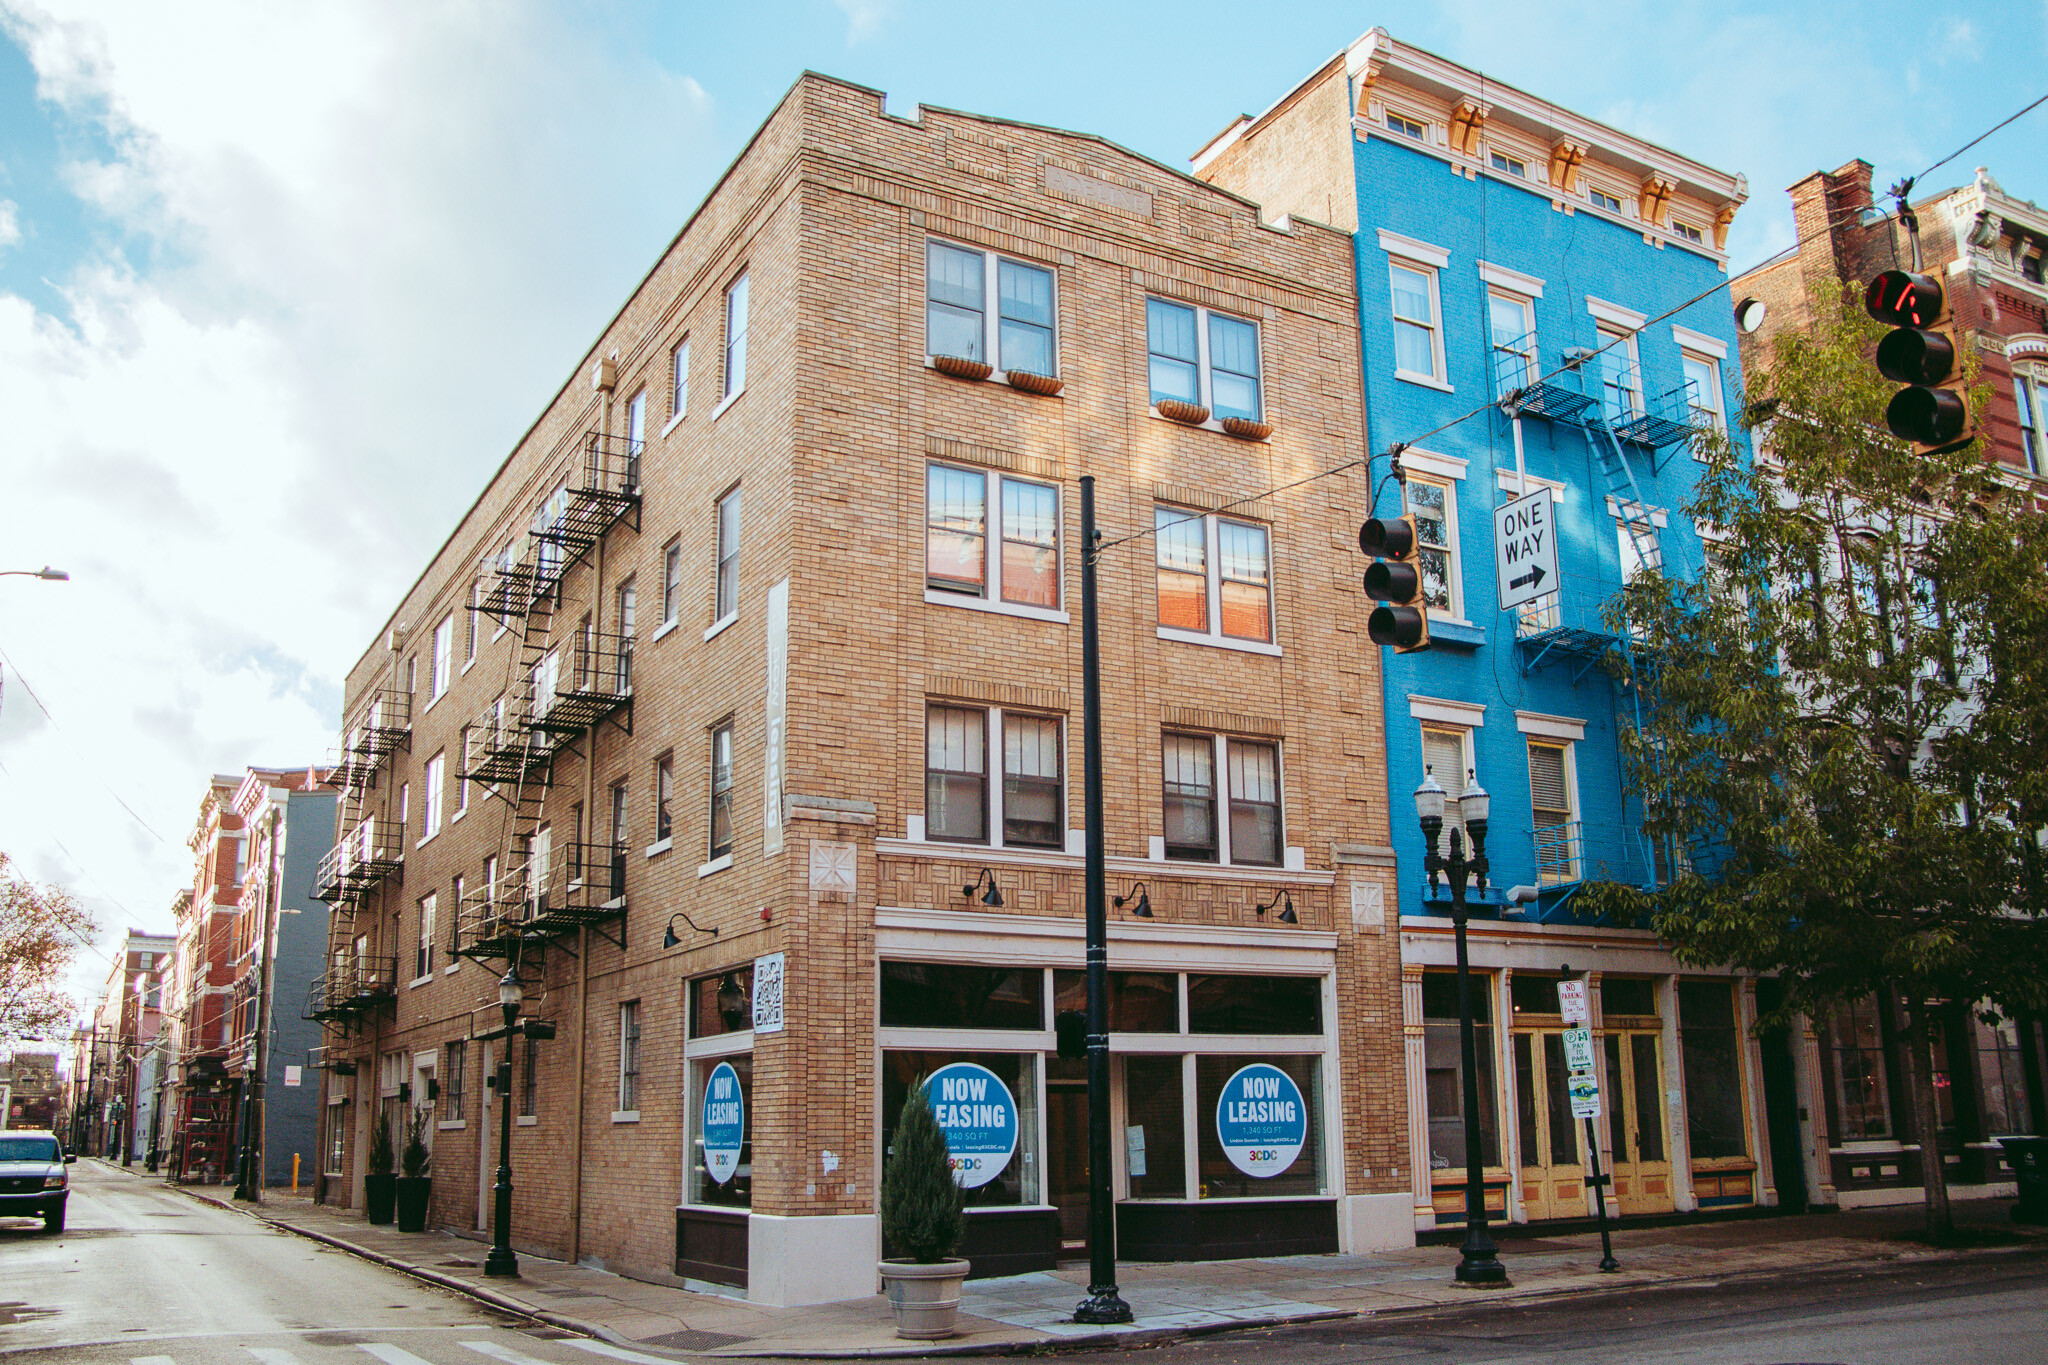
[104,1163,2046,1358]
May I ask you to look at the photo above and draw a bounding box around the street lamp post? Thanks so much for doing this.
[0,566,68,581]
[1416,768,1510,1288]
[484,968,522,1278]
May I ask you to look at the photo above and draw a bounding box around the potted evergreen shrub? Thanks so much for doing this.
[878,1079,969,1339]
[395,1108,432,1232]
[364,1112,397,1225]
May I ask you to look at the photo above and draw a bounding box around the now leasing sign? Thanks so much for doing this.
[924,1062,1018,1189]
[1215,1062,1308,1178]
[1495,486,1559,612]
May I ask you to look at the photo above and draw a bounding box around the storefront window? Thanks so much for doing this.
[1053,970,1179,1032]
[688,968,755,1039]
[1423,972,1499,1171]
[1509,972,1566,1018]
[882,1050,1040,1206]
[1975,1012,2036,1136]
[1194,1054,1324,1199]
[1602,977,1657,1017]
[686,1055,751,1207]
[1679,981,1748,1160]
[1122,1056,1186,1198]
[1187,975,1320,1034]
[1820,995,1893,1140]
[880,962,1044,1030]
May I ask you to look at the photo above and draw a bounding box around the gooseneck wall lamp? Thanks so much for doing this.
[962,867,1005,908]
[1254,889,1298,924]
[1112,881,1153,918]
[661,911,718,948]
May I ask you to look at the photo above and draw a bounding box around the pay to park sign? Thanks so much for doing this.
[924,1062,1019,1189]
[1495,485,1559,613]
[1215,1062,1308,1179]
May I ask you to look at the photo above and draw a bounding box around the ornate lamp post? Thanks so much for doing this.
[1417,767,1509,1287]
[484,968,522,1278]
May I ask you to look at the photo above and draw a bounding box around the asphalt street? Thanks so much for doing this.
[0,1163,671,1364]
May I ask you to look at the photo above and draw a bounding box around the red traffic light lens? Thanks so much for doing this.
[1359,516,1416,558]
[1865,270,1942,328]
[1875,327,1955,386]
[1368,604,1427,649]
[1363,561,1421,604]
[1884,386,1968,445]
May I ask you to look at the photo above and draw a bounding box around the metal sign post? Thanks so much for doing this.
[1559,973,1619,1272]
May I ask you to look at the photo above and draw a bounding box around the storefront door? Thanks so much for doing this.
[1604,1031,1674,1214]
[1047,1065,1089,1248]
[1513,1030,1586,1221]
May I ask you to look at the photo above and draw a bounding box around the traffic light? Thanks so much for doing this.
[1865,270,1974,454]
[1360,513,1431,651]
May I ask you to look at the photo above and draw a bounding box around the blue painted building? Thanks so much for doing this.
[1201,32,1826,1234]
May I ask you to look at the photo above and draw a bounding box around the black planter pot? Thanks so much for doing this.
[365,1172,397,1225]
[2001,1136,2048,1225]
[395,1176,431,1232]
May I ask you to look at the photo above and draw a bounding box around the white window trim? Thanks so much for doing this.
[1526,735,1582,880]
[1144,298,1266,433]
[1403,472,1467,625]
[703,611,738,641]
[664,334,690,435]
[697,852,735,878]
[1493,469,1570,501]
[925,238,1060,378]
[1476,260,1545,298]
[1486,287,1538,390]
[721,271,748,402]
[1387,255,1451,391]
[660,407,688,439]
[713,486,742,627]
[1417,722,1477,801]
[922,704,1070,854]
[710,386,744,421]
[1681,349,1727,451]
[644,838,673,859]
[1670,324,1728,360]
[1514,710,1587,742]
[925,461,1066,618]
[1377,229,1451,270]
[650,618,680,644]
[1586,296,1649,332]
[1410,694,1485,727]
[1603,495,1671,528]
[1159,731,1287,870]
[660,538,683,630]
[1153,508,1280,654]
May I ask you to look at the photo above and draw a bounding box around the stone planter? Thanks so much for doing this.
[1155,399,1209,426]
[932,355,994,382]
[879,1258,971,1340]
[1005,369,1064,396]
[1221,416,1272,441]
[364,1172,396,1226]
[395,1176,431,1232]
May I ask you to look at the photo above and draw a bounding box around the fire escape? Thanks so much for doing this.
[456,431,640,968]
[305,690,408,1064]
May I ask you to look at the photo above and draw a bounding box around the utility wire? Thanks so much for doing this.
[1912,91,2048,185]
[0,646,170,846]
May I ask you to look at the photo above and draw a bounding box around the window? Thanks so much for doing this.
[448,874,463,955]
[1145,298,1262,422]
[1163,733,1281,866]
[924,240,1056,377]
[430,615,453,700]
[1405,477,1457,616]
[1528,740,1578,885]
[708,723,735,860]
[1617,513,1662,582]
[923,705,1063,849]
[442,1041,465,1123]
[481,854,497,916]
[1678,982,1748,1160]
[615,577,635,691]
[416,893,437,980]
[722,272,748,399]
[1820,995,1892,1140]
[1385,109,1426,140]
[1421,726,1473,855]
[519,1031,538,1117]
[398,782,409,836]
[925,464,1059,611]
[661,539,682,629]
[1488,292,1535,391]
[1390,262,1443,382]
[715,487,741,622]
[1596,325,1642,423]
[1588,186,1622,213]
[655,753,674,843]
[687,1055,752,1207]
[1423,972,1499,1172]
[1974,1011,2035,1136]
[464,588,477,664]
[1154,508,1273,646]
[1489,150,1527,179]
[610,780,628,853]
[2016,373,2045,476]
[1671,218,1705,245]
[670,337,689,422]
[625,388,645,457]
[422,752,444,839]
[617,1001,641,1114]
[1682,352,1724,434]
[405,655,417,698]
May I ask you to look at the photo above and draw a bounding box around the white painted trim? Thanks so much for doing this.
[645,838,674,859]
[437,1119,465,1131]
[872,838,1337,887]
[649,618,680,644]
[1493,469,1569,501]
[682,1030,755,1061]
[660,407,687,438]
[1670,324,1728,360]
[1398,448,1468,481]
[1477,260,1546,298]
[1604,494,1670,527]
[1408,695,1485,728]
[1586,295,1648,331]
[1376,228,1450,269]
[1515,710,1587,741]
[703,612,738,642]
[710,387,744,422]
[516,1115,537,1127]
[1156,626,1283,657]
[1394,369,1454,393]
[697,853,734,878]
[611,1110,640,1124]
[874,905,1338,972]
[924,588,1070,625]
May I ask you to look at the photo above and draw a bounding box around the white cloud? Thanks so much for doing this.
[831,0,895,45]
[0,199,19,249]
[0,0,720,1004]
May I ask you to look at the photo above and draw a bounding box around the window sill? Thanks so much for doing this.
[651,618,680,644]
[646,838,674,859]
[1145,404,1265,440]
[1156,626,1282,658]
[461,657,477,676]
[923,588,1069,625]
[698,853,734,879]
[661,407,687,438]
[1427,619,1486,649]
[517,1114,537,1127]
[711,388,745,421]
[612,1110,641,1124]
[408,975,434,990]
[442,962,460,976]
[704,612,738,642]
[1394,369,1454,393]
[437,1120,465,1131]
[416,832,438,850]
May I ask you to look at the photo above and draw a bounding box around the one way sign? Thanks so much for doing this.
[1495,486,1559,612]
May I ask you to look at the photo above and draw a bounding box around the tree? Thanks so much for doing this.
[0,853,101,1048]
[1580,284,2048,1240]
[880,1077,964,1263]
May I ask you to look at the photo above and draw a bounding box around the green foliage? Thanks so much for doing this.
[368,1112,395,1175]
[0,853,101,1047]
[400,1108,431,1178]
[880,1077,964,1264]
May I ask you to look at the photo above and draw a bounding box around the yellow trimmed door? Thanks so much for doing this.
[1513,1030,1588,1221]
[1603,1031,1675,1215]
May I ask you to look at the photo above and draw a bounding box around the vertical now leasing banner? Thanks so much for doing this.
[763,577,788,856]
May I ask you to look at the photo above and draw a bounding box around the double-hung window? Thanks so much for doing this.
[1489,150,1528,179]
[429,615,453,702]
[1596,324,1643,424]
[670,337,689,422]
[1420,726,1473,855]
[1145,298,1262,422]
[722,272,748,401]
[442,1041,464,1123]
[625,388,645,459]
[1404,477,1458,617]
[1528,740,1579,884]
[655,753,674,844]
[617,1002,641,1116]
[661,539,682,630]
[925,241,1057,376]
[1161,733,1282,866]
[1390,262,1444,383]
[615,577,636,691]
[416,892,437,980]
[1588,186,1623,214]
[422,753,444,840]
[2016,372,2045,476]
[924,704,1064,849]
[714,487,741,625]
[1682,352,1724,434]
[1616,509,1662,582]
[1154,508,1274,648]
[1488,292,1536,392]
[708,721,734,862]
[925,464,1060,614]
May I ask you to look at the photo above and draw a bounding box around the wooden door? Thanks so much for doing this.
[1604,1031,1675,1214]
[1513,1031,1586,1221]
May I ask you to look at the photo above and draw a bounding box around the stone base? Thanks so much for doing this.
[747,1212,880,1307]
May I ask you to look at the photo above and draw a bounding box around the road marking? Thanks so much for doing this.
[565,1341,689,1364]
[360,1346,437,1365]
[245,1350,306,1364]
[130,1357,178,1365]
[461,1342,554,1365]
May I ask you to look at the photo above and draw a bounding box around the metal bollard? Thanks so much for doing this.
[293,1153,300,1194]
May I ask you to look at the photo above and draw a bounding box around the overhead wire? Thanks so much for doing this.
[0,645,171,846]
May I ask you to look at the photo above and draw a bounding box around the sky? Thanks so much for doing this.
[2,0,2043,1021]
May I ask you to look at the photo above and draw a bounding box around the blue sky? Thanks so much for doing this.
[0,0,2042,1012]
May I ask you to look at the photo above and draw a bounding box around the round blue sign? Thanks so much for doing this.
[923,1062,1018,1189]
[1214,1062,1308,1178]
[701,1061,745,1184]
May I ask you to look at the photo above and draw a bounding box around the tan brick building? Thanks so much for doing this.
[314,73,1408,1305]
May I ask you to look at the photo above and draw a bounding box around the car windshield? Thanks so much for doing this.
[0,1137,61,1162]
